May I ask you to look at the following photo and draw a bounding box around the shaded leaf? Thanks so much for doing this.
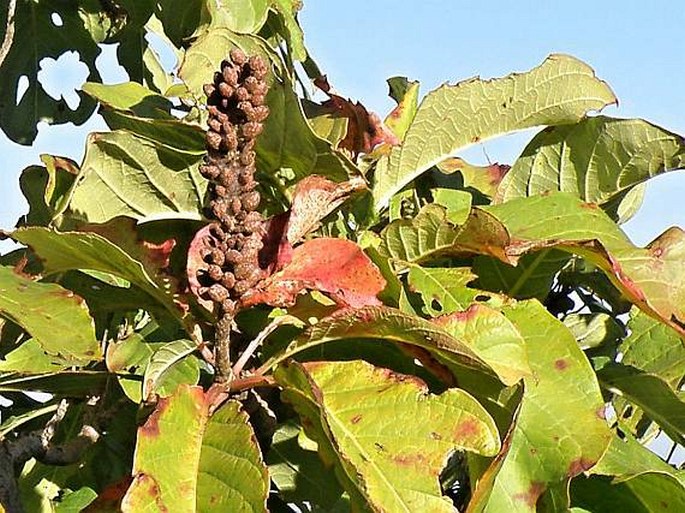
[563,313,624,350]
[0,266,101,364]
[598,363,685,445]
[495,116,685,206]
[143,339,198,400]
[67,131,206,224]
[0,1,100,144]
[619,309,685,388]
[275,360,500,512]
[467,301,610,513]
[267,421,345,509]
[122,388,268,512]
[0,338,69,373]
[0,371,109,395]
[437,157,510,200]
[572,430,685,512]
[270,0,307,61]
[373,54,617,208]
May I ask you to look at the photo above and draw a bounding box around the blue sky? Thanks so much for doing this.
[1,1,684,248]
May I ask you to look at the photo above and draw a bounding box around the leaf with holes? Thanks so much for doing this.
[495,116,685,206]
[275,360,500,513]
[467,301,610,513]
[122,387,268,512]
[373,54,616,209]
[0,266,101,365]
[598,363,685,446]
[0,1,100,144]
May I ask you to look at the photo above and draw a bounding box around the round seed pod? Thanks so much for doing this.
[203,84,216,97]
[242,121,263,139]
[221,272,236,289]
[230,47,248,66]
[208,248,225,266]
[248,56,268,80]
[206,131,222,151]
[241,190,260,211]
[218,82,234,98]
[235,87,250,102]
[207,284,229,303]
[208,264,224,281]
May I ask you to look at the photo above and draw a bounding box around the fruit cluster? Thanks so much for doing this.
[197,48,270,316]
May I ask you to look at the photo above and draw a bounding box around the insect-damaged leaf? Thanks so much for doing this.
[275,360,500,513]
[122,386,268,513]
[467,301,610,513]
[0,266,101,365]
[373,54,616,209]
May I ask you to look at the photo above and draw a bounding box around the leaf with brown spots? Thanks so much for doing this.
[438,157,510,199]
[0,265,101,365]
[275,360,500,513]
[122,386,268,513]
[467,301,610,513]
[384,192,685,337]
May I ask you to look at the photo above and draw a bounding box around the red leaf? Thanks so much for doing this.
[241,238,386,309]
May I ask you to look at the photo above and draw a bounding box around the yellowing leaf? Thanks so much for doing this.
[276,360,500,513]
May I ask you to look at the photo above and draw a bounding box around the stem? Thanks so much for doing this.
[214,314,233,383]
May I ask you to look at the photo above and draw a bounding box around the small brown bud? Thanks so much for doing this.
[225,249,242,264]
[208,118,222,132]
[230,48,247,66]
[208,248,225,266]
[221,272,236,289]
[248,55,268,80]
[235,87,250,102]
[239,150,256,167]
[203,84,216,97]
[206,131,222,150]
[207,284,229,303]
[242,122,263,139]
[200,164,220,179]
[241,190,260,211]
[233,279,251,296]
[218,82,234,98]
[208,264,224,281]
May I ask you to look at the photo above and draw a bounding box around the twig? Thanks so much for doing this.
[0,0,17,69]
[232,315,301,377]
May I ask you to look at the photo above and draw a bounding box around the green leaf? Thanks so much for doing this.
[468,301,610,513]
[495,116,685,206]
[210,0,270,34]
[472,249,570,301]
[0,266,101,364]
[379,203,509,268]
[267,421,345,509]
[82,81,172,116]
[0,371,110,395]
[434,304,530,386]
[373,54,617,209]
[270,0,307,61]
[122,388,268,512]
[619,309,685,388]
[143,339,198,400]
[384,77,420,141]
[0,1,100,144]
[262,305,493,376]
[571,430,685,512]
[107,334,199,403]
[275,360,500,513]
[598,363,685,445]
[407,266,500,316]
[0,338,70,373]
[10,227,181,320]
[563,313,624,350]
[67,131,206,224]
